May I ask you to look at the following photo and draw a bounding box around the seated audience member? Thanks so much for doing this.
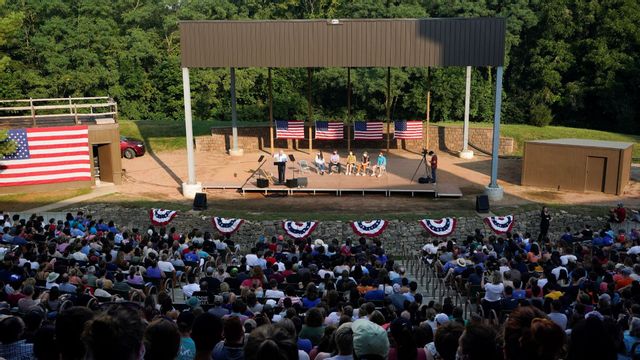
[213,316,245,360]
[503,306,565,360]
[144,318,181,360]
[351,319,390,360]
[0,315,34,360]
[82,305,146,360]
[244,325,299,360]
[191,313,223,360]
[610,203,627,223]
[456,324,501,360]
[432,322,464,360]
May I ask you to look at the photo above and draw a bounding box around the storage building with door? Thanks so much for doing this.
[521,139,633,195]
[0,97,122,194]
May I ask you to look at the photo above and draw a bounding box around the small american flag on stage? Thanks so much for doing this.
[394,120,423,139]
[353,121,384,140]
[0,125,92,187]
[276,120,305,139]
[315,121,344,140]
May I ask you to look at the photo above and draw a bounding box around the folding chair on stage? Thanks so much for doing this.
[299,160,311,174]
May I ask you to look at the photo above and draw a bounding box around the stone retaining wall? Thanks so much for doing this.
[69,205,607,256]
[195,124,515,156]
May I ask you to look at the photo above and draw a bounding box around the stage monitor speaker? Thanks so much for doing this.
[476,195,490,213]
[297,177,308,188]
[286,179,298,188]
[257,178,269,188]
[193,192,207,210]
[418,177,430,184]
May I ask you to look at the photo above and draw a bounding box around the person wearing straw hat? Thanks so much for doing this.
[45,272,60,289]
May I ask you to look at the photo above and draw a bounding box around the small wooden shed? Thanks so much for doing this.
[521,138,633,195]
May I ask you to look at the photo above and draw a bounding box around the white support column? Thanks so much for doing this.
[229,67,244,156]
[181,67,202,199]
[485,66,504,201]
[460,66,474,159]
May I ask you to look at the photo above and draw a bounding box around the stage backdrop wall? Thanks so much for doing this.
[195,124,515,155]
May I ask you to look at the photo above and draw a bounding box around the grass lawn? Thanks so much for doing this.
[439,121,640,159]
[119,119,266,153]
[120,119,640,159]
[0,188,92,212]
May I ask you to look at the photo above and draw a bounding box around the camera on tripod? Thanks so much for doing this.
[421,148,429,157]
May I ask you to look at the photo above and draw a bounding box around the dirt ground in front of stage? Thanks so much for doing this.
[114,147,640,213]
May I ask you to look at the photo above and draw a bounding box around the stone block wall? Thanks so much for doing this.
[69,205,606,257]
[195,124,516,155]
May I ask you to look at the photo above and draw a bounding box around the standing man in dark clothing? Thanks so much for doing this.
[429,151,438,183]
[274,150,288,184]
[539,206,551,241]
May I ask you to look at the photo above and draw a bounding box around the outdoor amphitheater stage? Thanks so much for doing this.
[201,150,463,198]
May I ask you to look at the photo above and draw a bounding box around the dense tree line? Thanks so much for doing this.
[0,0,638,134]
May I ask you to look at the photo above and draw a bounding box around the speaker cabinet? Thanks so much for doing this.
[257,178,269,188]
[297,177,308,188]
[418,177,430,184]
[476,195,489,213]
[286,179,298,188]
[193,192,207,210]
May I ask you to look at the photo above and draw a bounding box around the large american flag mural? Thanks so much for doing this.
[0,125,92,187]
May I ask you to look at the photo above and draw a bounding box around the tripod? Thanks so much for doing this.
[410,150,431,184]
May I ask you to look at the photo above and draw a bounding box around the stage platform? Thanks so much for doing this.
[201,151,463,198]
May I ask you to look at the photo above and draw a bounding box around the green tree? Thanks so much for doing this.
[0,0,23,71]
[0,130,16,156]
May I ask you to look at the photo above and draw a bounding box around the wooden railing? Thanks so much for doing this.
[0,96,118,128]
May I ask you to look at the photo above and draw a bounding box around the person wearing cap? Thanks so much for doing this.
[352,319,389,360]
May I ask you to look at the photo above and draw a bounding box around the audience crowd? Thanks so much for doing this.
[0,209,640,360]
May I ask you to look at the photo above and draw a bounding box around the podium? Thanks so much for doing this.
[274,161,286,184]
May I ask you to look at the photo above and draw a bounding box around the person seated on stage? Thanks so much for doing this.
[314,151,326,175]
[356,151,370,176]
[346,151,357,175]
[329,150,341,175]
[371,151,387,177]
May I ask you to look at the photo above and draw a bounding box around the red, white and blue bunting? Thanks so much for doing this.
[484,215,515,234]
[282,221,318,239]
[149,209,178,226]
[212,217,244,235]
[420,218,457,237]
[351,220,388,237]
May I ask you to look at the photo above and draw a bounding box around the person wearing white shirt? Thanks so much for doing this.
[560,254,577,265]
[628,246,640,255]
[422,242,438,255]
[182,276,200,298]
[274,150,288,184]
[551,266,567,281]
[71,250,88,262]
[264,288,285,299]
[158,255,176,273]
[245,253,260,268]
[329,150,341,174]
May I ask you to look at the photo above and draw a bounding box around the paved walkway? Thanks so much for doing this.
[22,183,117,214]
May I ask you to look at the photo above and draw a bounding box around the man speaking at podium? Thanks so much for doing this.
[274,150,288,184]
